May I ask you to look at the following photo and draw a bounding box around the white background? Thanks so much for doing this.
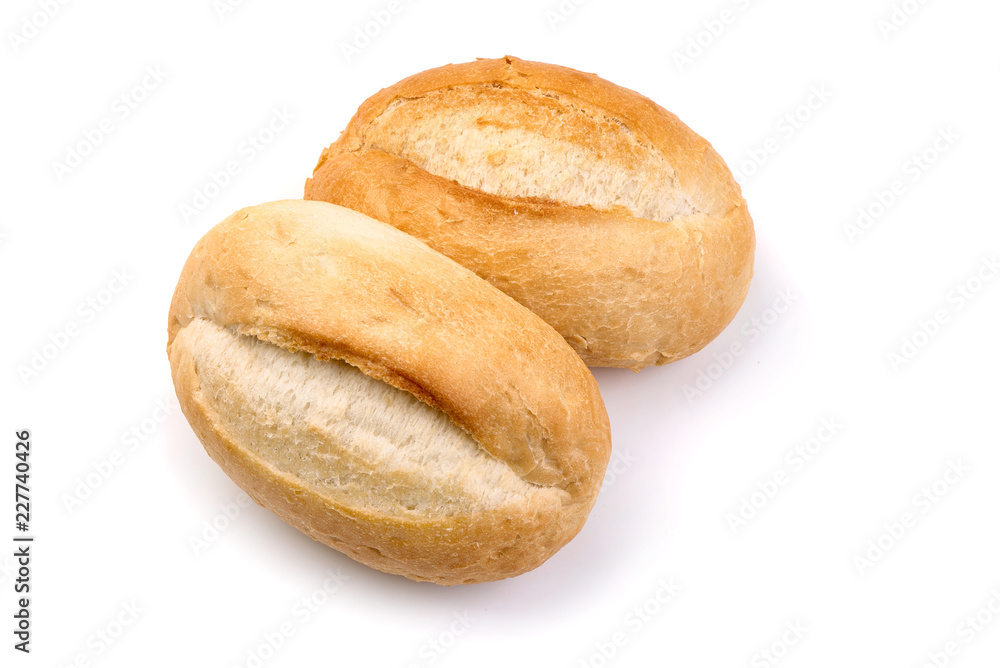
[2,0,999,666]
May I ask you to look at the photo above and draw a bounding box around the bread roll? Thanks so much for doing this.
[305,56,755,370]
[167,200,611,585]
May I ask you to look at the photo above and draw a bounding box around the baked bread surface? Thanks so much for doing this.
[167,200,611,584]
[306,56,755,369]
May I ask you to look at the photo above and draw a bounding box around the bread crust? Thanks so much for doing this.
[167,200,611,584]
[305,56,755,369]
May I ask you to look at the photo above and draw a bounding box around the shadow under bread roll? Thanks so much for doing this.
[166,200,611,585]
[305,56,755,370]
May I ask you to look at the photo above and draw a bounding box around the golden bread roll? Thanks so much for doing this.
[305,56,755,369]
[166,200,611,584]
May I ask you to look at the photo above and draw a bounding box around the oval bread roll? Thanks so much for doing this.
[167,200,611,585]
[305,56,755,370]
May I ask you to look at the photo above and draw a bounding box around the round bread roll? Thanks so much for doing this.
[167,200,611,585]
[305,56,755,370]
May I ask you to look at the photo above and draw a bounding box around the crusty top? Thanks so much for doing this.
[324,55,745,223]
[167,200,610,498]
